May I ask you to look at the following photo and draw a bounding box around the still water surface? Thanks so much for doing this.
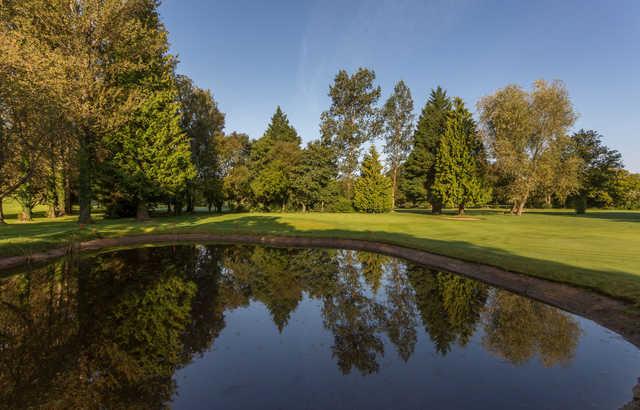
[1,244,638,409]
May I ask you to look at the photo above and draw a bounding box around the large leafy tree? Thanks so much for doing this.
[570,129,623,209]
[249,107,302,210]
[217,132,252,210]
[292,140,339,212]
[353,146,393,213]
[382,80,415,208]
[2,0,177,223]
[478,80,576,215]
[177,75,225,213]
[432,98,488,215]
[401,87,452,212]
[320,68,382,198]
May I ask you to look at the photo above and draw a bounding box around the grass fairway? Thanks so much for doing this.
[2,198,640,306]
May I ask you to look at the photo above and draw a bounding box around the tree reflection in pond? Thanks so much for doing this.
[0,244,601,408]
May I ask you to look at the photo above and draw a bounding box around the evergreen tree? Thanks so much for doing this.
[353,147,393,213]
[432,98,487,215]
[105,81,195,220]
[249,107,302,210]
[382,80,415,208]
[401,87,452,212]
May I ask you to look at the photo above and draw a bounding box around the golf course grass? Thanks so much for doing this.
[1,198,639,307]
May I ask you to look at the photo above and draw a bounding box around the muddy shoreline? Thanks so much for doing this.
[1,233,639,349]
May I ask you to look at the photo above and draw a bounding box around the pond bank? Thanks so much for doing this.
[1,233,639,349]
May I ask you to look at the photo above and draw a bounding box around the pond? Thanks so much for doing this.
[1,244,638,409]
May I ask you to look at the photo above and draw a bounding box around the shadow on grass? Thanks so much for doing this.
[395,208,640,223]
[2,213,640,305]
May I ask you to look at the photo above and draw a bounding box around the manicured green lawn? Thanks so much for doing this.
[2,198,640,306]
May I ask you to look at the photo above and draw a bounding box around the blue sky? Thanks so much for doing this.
[159,0,639,172]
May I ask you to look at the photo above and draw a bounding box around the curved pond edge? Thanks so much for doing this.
[1,233,639,350]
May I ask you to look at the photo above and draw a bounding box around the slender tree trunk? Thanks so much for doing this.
[186,186,195,213]
[301,203,306,213]
[281,201,286,212]
[431,199,443,214]
[63,168,72,215]
[544,194,552,208]
[167,201,172,214]
[321,201,325,212]
[392,166,398,209]
[0,197,5,224]
[207,203,212,213]
[515,193,529,216]
[77,130,93,224]
[20,204,32,222]
[47,152,59,219]
[136,201,150,221]
[458,204,465,216]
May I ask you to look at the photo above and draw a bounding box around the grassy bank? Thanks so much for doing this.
[2,198,640,306]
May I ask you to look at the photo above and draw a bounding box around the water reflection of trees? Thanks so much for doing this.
[0,245,583,406]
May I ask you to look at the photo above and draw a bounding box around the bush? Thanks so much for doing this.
[327,196,355,213]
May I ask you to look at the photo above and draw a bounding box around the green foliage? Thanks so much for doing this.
[249,107,302,210]
[401,87,452,210]
[571,129,624,209]
[176,75,225,212]
[292,140,339,211]
[382,80,415,206]
[353,147,393,213]
[432,98,488,214]
[104,83,195,217]
[320,68,382,196]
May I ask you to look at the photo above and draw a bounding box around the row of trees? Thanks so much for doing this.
[1,2,637,222]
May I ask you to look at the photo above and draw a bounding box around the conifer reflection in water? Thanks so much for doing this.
[0,244,636,409]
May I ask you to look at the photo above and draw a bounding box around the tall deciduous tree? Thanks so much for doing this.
[3,0,177,223]
[478,80,576,215]
[401,87,452,212]
[354,147,393,213]
[320,68,382,198]
[432,98,488,215]
[177,75,225,213]
[382,80,415,208]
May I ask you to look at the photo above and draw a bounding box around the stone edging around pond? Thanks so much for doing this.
[1,233,639,349]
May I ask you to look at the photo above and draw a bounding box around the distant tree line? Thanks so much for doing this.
[1,1,638,223]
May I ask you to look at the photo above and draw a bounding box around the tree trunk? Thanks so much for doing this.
[208,203,212,213]
[136,201,150,221]
[20,205,32,222]
[321,201,325,212]
[301,203,306,213]
[0,197,5,224]
[281,202,286,212]
[217,204,223,213]
[63,169,72,215]
[392,167,398,209]
[167,201,172,214]
[515,193,529,216]
[458,204,465,215]
[544,194,552,208]
[47,149,59,218]
[186,186,195,213]
[77,130,93,224]
[431,199,442,214]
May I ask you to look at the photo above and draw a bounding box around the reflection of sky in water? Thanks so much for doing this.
[1,245,638,410]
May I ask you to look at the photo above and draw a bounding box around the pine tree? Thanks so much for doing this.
[250,106,302,210]
[354,146,393,213]
[401,87,452,212]
[432,98,487,215]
